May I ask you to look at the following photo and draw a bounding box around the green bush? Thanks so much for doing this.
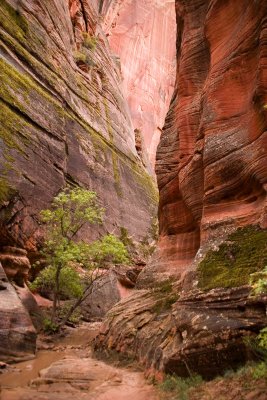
[251,362,267,379]
[42,318,59,334]
[159,374,203,400]
[82,32,97,50]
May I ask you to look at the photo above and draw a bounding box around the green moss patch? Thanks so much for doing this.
[0,177,15,204]
[0,0,28,43]
[152,279,179,314]
[197,225,267,290]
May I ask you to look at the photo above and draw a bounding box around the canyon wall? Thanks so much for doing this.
[95,0,267,378]
[0,0,157,257]
[99,0,176,168]
[0,0,157,361]
[140,0,267,284]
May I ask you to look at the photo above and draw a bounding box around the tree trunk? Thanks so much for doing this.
[51,265,61,323]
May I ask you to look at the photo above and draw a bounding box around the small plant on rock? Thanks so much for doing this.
[82,32,97,50]
[159,374,203,400]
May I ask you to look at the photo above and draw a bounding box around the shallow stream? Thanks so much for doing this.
[0,322,159,400]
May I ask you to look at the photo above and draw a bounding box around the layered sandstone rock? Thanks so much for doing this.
[145,0,267,283]
[0,263,36,362]
[0,247,30,286]
[100,0,176,167]
[0,0,157,256]
[1,356,158,400]
[95,0,267,378]
[95,285,267,379]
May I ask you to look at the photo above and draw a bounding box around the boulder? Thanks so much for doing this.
[0,263,36,363]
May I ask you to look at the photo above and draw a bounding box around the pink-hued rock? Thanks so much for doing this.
[0,247,30,286]
[149,0,267,282]
[0,263,36,362]
[100,0,176,167]
[94,0,267,379]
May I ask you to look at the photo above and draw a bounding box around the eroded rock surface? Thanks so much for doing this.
[94,0,267,378]
[0,246,30,286]
[1,356,159,400]
[151,0,267,282]
[0,0,157,256]
[94,286,267,379]
[0,263,36,362]
[100,0,176,167]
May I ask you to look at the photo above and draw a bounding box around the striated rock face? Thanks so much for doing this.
[95,0,267,378]
[0,262,36,362]
[0,246,30,286]
[100,0,176,167]
[95,285,267,379]
[0,0,157,257]
[149,0,267,282]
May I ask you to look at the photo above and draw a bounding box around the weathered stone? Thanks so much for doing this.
[0,0,157,257]
[0,263,36,363]
[100,0,176,167]
[81,265,143,320]
[81,271,121,321]
[0,247,30,286]
[15,285,44,331]
[0,357,159,399]
[145,0,267,284]
[94,286,267,379]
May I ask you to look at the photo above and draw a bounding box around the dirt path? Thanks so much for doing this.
[0,323,159,400]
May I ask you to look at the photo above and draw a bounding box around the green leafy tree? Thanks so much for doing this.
[30,187,130,329]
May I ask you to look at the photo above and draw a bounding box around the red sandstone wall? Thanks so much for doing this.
[155,0,267,277]
[101,0,176,167]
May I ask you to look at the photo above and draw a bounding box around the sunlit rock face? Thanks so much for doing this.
[99,0,176,168]
[0,0,157,256]
[151,0,267,281]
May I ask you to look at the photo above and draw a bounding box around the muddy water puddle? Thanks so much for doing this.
[0,350,66,388]
[0,322,159,400]
[0,322,100,389]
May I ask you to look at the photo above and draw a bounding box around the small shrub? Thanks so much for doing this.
[73,50,87,63]
[251,361,267,379]
[159,374,203,400]
[42,318,59,334]
[250,266,267,295]
[82,32,97,50]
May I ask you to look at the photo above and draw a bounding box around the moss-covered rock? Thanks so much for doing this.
[197,225,267,290]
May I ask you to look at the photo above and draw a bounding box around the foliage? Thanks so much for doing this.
[58,303,82,326]
[73,50,96,68]
[250,266,267,295]
[42,318,59,334]
[31,187,129,330]
[159,374,203,400]
[198,226,267,290]
[119,227,134,248]
[244,268,267,366]
[251,361,267,379]
[82,32,97,50]
[73,50,87,63]
[87,233,130,266]
[137,237,156,258]
[30,264,83,299]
